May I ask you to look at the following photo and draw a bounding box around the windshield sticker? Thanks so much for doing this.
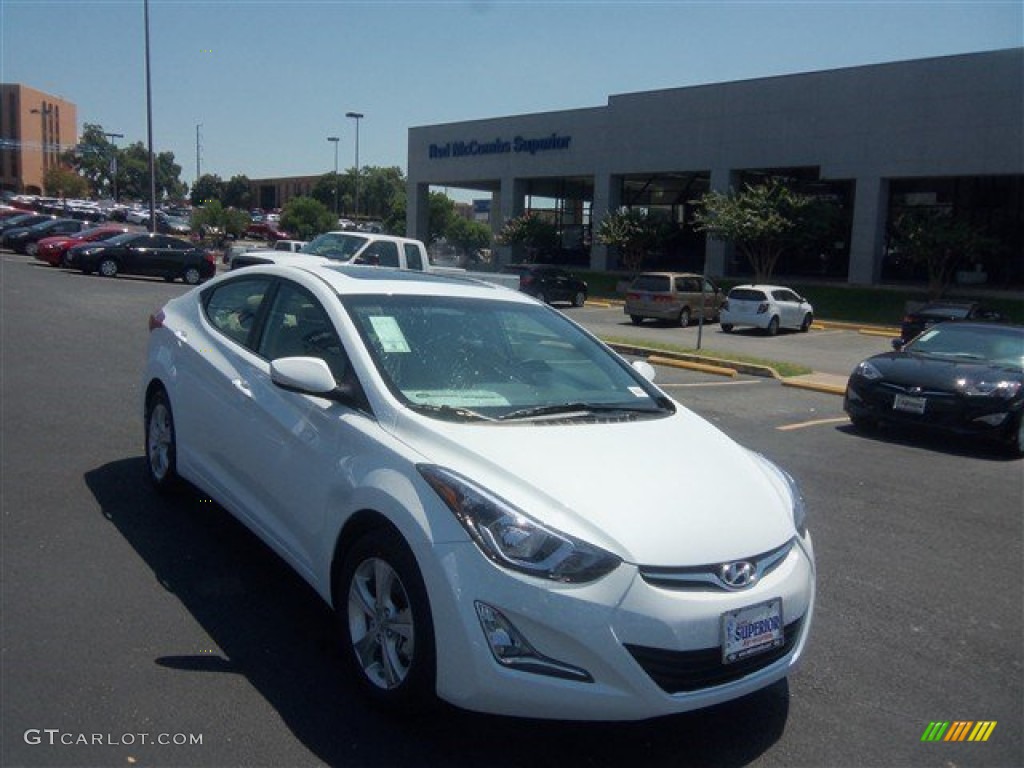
[628,386,647,398]
[369,316,411,353]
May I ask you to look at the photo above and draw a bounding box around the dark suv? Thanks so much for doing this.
[500,264,588,306]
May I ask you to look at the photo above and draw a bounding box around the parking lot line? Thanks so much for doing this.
[776,417,851,431]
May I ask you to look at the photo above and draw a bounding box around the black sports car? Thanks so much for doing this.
[844,322,1024,455]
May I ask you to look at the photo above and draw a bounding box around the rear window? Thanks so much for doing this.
[728,288,767,301]
[631,275,671,292]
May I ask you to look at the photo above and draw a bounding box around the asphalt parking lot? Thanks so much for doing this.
[2,253,1021,768]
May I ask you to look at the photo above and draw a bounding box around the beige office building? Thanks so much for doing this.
[0,84,78,195]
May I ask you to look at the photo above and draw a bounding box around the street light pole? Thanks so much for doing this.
[144,0,157,232]
[102,131,123,202]
[196,123,202,182]
[327,136,340,217]
[29,105,54,181]
[345,112,363,222]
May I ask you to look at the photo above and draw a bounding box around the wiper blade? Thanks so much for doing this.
[498,402,663,421]
[408,403,495,422]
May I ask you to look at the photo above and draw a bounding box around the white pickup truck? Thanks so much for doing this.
[230,231,522,290]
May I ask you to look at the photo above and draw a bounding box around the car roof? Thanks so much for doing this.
[634,271,704,278]
[221,262,533,302]
[729,284,794,292]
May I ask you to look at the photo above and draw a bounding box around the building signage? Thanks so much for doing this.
[429,132,571,159]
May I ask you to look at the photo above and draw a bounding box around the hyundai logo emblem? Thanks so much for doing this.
[719,561,756,589]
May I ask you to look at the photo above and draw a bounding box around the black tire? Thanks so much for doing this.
[182,266,201,285]
[629,315,644,326]
[721,323,733,333]
[766,316,780,336]
[678,307,691,327]
[800,313,814,333]
[1007,413,1024,458]
[98,257,118,278]
[145,387,180,493]
[572,291,586,308]
[336,527,436,713]
[848,413,876,432]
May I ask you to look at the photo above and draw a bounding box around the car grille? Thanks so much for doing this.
[638,539,794,591]
[624,617,804,694]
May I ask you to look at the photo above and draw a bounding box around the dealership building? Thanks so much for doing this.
[406,48,1023,285]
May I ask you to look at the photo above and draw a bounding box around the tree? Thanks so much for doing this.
[312,172,349,214]
[889,208,997,300]
[116,142,186,203]
[65,123,117,197]
[495,212,559,262]
[191,200,249,244]
[445,216,492,262]
[280,196,335,240]
[427,191,457,245]
[691,181,818,283]
[43,165,90,199]
[190,174,225,207]
[222,175,252,210]
[595,207,664,274]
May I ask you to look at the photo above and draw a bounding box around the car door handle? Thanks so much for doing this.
[232,378,253,397]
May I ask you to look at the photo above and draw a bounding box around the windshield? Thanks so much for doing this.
[344,295,673,421]
[300,232,369,260]
[908,325,1024,368]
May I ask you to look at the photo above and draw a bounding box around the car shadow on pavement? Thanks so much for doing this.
[837,423,1020,461]
[86,457,790,768]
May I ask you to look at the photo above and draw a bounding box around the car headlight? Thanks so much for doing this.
[854,360,883,381]
[751,454,808,538]
[81,247,103,256]
[956,378,1022,399]
[418,465,621,583]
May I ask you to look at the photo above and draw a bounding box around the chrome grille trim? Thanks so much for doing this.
[639,539,795,591]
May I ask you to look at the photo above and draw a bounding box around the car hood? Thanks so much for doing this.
[388,407,798,566]
[868,352,1023,387]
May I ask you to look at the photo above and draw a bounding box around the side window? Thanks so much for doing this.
[404,243,423,270]
[703,279,717,293]
[203,278,272,347]
[257,282,349,383]
[361,241,400,267]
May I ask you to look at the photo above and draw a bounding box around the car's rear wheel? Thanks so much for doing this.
[721,323,733,333]
[182,267,201,285]
[678,307,691,327]
[572,291,586,308]
[337,527,436,712]
[98,258,118,278]
[766,316,780,336]
[800,313,814,332]
[145,388,180,492]
[26,243,38,256]
[630,315,644,326]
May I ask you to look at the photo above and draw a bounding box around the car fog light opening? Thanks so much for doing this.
[972,412,1009,426]
[474,602,592,683]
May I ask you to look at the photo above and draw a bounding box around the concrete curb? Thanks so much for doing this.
[606,341,848,396]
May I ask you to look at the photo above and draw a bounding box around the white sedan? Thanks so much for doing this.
[720,285,815,335]
[142,263,815,721]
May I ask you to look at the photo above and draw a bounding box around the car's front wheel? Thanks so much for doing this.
[800,313,814,332]
[26,243,38,256]
[630,315,644,326]
[766,316,780,336]
[98,258,119,278]
[572,291,586,308]
[145,387,180,492]
[721,323,733,333]
[337,527,436,712]
[678,307,691,327]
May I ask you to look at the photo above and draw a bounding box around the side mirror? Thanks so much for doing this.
[271,356,338,396]
[891,338,906,351]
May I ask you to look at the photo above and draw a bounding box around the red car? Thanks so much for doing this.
[243,221,292,242]
[35,225,129,267]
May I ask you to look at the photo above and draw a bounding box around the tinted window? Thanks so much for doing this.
[203,278,272,347]
[404,244,423,271]
[729,288,767,301]
[361,241,400,268]
[772,290,798,302]
[258,283,348,382]
[631,275,671,292]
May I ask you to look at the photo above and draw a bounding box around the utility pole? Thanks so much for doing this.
[102,132,124,202]
[345,112,363,222]
[196,123,202,182]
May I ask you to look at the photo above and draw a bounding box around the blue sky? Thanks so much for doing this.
[2,0,1021,191]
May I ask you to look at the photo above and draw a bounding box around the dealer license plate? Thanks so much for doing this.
[893,393,926,415]
[721,598,784,664]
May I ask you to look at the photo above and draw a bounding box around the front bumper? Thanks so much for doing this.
[425,533,816,721]
[845,379,1023,439]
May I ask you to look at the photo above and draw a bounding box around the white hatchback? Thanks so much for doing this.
[720,285,815,335]
[142,263,815,721]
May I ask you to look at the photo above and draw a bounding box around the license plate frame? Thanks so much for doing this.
[893,393,927,414]
[721,598,784,664]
